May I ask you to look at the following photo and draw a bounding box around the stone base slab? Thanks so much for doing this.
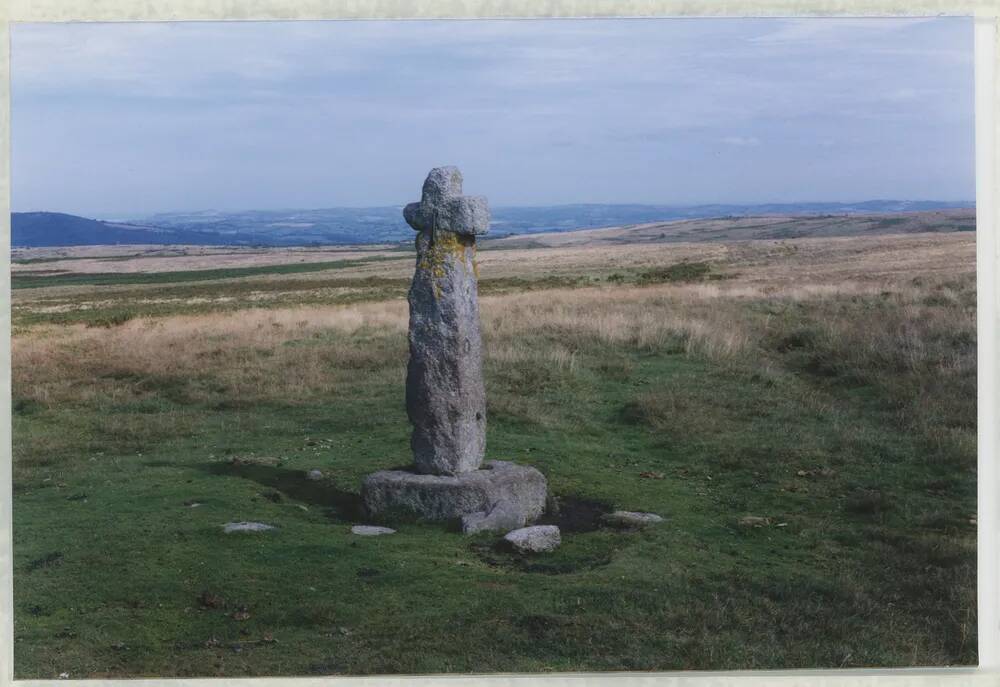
[361,460,547,523]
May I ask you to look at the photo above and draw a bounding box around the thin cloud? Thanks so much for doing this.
[11,17,974,216]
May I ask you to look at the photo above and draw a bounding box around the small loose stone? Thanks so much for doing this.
[504,525,561,553]
[738,515,771,528]
[351,525,396,536]
[223,522,276,533]
[602,511,664,528]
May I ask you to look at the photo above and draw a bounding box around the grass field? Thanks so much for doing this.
[11,227,977,677]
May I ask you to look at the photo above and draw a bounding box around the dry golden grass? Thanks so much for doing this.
[14,239,974,432]
[13,231,975,469]
[13,302,410,406]
[11,232,973,314]
[12,281,772,400]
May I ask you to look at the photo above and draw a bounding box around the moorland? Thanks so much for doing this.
[10,210,977,676]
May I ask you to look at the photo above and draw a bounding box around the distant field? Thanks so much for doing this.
[11,244,401,274]
[10,220,977,676]
[483,208,975,249]
[11,209,974,277]
[10,257,403,290]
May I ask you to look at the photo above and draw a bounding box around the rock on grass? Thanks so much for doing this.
[223,522,276,533]
[504,525,561,553]
[602,511,664,528]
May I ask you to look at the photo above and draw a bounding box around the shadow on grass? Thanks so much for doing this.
[536,495,612,533]
[195,460,363,522]
[469,496,619,575]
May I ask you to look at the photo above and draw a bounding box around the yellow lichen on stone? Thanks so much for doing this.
[418,230,475,299]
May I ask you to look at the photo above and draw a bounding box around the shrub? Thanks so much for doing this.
[86,310,137,328]
[637,261,712,285]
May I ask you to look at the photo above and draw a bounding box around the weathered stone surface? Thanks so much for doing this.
[602,510,664,528]
[351,525,396,536]
[223,522,275,533]
[403,166,490,237]
[404,166,489,476]
[461,499,527,535]
[504,525,561,553]
[362,460,547,523]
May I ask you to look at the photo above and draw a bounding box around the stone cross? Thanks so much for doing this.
[403,166,489,238]
[403,166,490,476]
[360,168,547,530]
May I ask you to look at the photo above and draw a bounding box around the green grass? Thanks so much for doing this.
[11,271,976,676]
[13,255,140,265]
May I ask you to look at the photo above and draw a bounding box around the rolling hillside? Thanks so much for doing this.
[11,212,234,247]
[481,209,976,250]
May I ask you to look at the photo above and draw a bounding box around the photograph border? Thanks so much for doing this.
[1,1,997,685]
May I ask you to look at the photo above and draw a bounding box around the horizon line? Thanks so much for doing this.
[11,199,978,222]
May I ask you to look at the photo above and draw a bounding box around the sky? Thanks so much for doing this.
[12,17,974,218]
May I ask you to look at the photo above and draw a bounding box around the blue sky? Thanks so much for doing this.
[12,18,974,218]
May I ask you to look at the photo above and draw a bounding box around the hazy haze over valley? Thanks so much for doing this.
[11,201,975,248]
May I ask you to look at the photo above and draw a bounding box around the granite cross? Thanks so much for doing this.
[360,168,548,535]
[403,166,490,476]
[403,166,489,237]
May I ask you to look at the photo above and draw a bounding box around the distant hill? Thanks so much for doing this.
[486,200,975,235]
[12,200,975,248]
[13,213,143,247]
[11,212,242,248]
